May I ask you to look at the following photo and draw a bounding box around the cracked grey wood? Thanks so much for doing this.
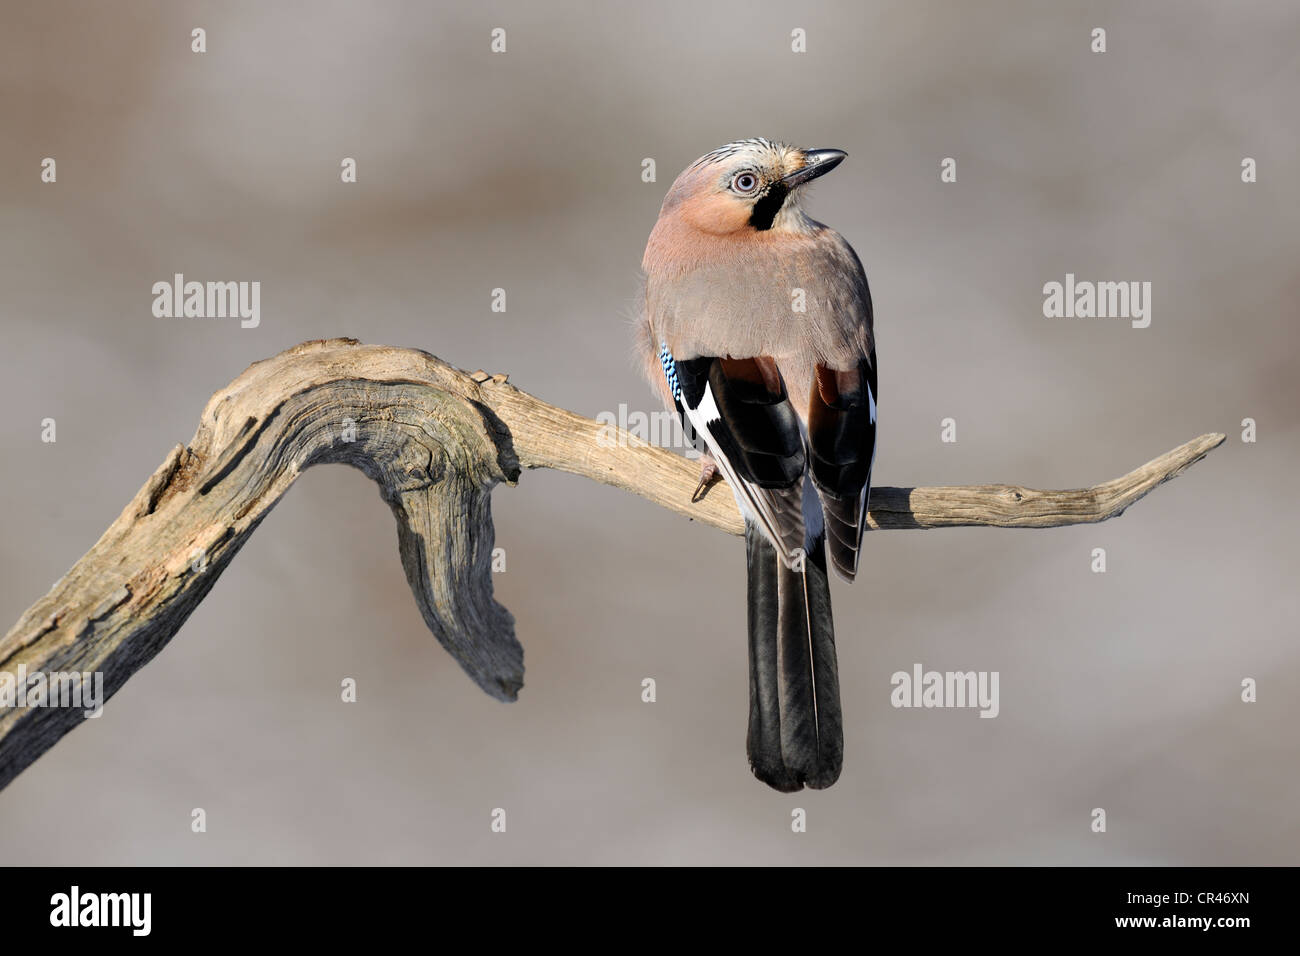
[0,338,1225,791]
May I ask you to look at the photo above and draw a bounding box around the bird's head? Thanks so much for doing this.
[657,138,846,237]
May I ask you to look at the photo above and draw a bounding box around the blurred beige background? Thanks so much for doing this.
[1,0,1297,864]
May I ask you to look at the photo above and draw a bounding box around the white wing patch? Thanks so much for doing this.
[683,381,805,567]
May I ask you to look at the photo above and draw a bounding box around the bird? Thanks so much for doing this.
[636,138,876,792]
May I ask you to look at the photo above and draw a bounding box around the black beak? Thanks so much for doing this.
[781,148,847,187]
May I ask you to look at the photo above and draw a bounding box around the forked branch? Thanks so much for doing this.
[0,338,1225,790]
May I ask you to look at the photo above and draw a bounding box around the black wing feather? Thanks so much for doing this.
[808,354,877,582]
[675,355,806,560]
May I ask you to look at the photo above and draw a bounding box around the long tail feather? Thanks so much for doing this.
[745,519,843,791]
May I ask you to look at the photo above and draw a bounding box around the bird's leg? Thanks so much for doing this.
[691,452,720,502]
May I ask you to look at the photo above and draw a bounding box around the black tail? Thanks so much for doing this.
[745,519,843,791]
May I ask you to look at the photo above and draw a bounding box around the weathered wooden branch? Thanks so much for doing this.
[0,338,1225,791]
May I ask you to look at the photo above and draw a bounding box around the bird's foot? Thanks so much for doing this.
[691,454,720,503]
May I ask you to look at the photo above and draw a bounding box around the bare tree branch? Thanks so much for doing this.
[0,338,1225,790]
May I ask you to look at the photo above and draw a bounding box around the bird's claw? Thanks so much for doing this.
[691,455,719,503]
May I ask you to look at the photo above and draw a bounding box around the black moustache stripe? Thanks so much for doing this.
[748,183,789,231]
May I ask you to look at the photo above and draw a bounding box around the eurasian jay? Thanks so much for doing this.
[637,138,876,791]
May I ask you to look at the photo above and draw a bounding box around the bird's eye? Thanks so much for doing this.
[731,172,759,194]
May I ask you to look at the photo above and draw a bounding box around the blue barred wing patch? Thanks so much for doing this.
[658,341,681,402]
